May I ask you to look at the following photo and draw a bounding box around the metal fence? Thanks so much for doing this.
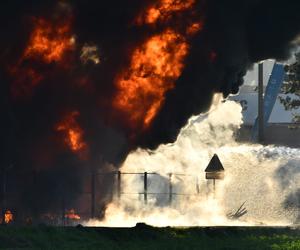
[0,169,211,226]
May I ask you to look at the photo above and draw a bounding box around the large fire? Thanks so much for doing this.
[56,111,88,157]
[113,0,203,133]
[114,30,189,130]
[8,1,204,136]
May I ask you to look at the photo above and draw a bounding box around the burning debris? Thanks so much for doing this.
[80,44,100,65]
[0,0,300,224]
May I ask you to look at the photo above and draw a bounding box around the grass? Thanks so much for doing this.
[0,224,299,250]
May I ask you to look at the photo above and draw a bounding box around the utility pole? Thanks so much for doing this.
[258,62,264,143]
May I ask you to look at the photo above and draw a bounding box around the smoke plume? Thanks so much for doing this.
[0,0,300,220]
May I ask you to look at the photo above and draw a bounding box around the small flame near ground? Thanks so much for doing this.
[0,210,14,224]
[38,210,80,223]
[5,210,13,224]
[65,209,81,220]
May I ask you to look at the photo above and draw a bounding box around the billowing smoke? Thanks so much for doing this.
[0,0,300,220]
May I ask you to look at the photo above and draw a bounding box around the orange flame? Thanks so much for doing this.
[65,209,81,220]
[114,0,204,133]
[140,0,195,24]
[187,22,204,36]
[4,210,13,224]
[24,18,75,63]
[56,111,87,155]
[9,17,74,98]
[114,30,189,130]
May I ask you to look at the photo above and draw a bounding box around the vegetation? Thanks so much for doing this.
[279,52,300,124]
[0,224,299,250]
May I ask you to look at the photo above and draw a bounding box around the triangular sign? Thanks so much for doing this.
[205,154,225,172]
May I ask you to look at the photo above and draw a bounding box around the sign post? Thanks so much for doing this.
[205,154,225,198]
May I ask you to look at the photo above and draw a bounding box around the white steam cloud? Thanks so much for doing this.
[86,95,300,227]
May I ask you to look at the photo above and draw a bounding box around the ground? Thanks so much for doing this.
[0,224,299,250]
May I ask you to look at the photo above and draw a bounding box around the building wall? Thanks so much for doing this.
[238,124,300,148]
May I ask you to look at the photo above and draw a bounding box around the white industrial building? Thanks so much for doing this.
[230,60,300,147]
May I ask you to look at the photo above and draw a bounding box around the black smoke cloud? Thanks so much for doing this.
[0,0,299,219]
[139,0,300,148]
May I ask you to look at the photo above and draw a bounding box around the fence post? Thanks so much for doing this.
[1,168,7,225]
[91,170,96,219]
[144,172,148,205]
[169,173,172,205]
[117,171,121,200]
[196,177,200,195]
[32,169,38,224]
[213,179,216,199]
[61,195,66,227]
